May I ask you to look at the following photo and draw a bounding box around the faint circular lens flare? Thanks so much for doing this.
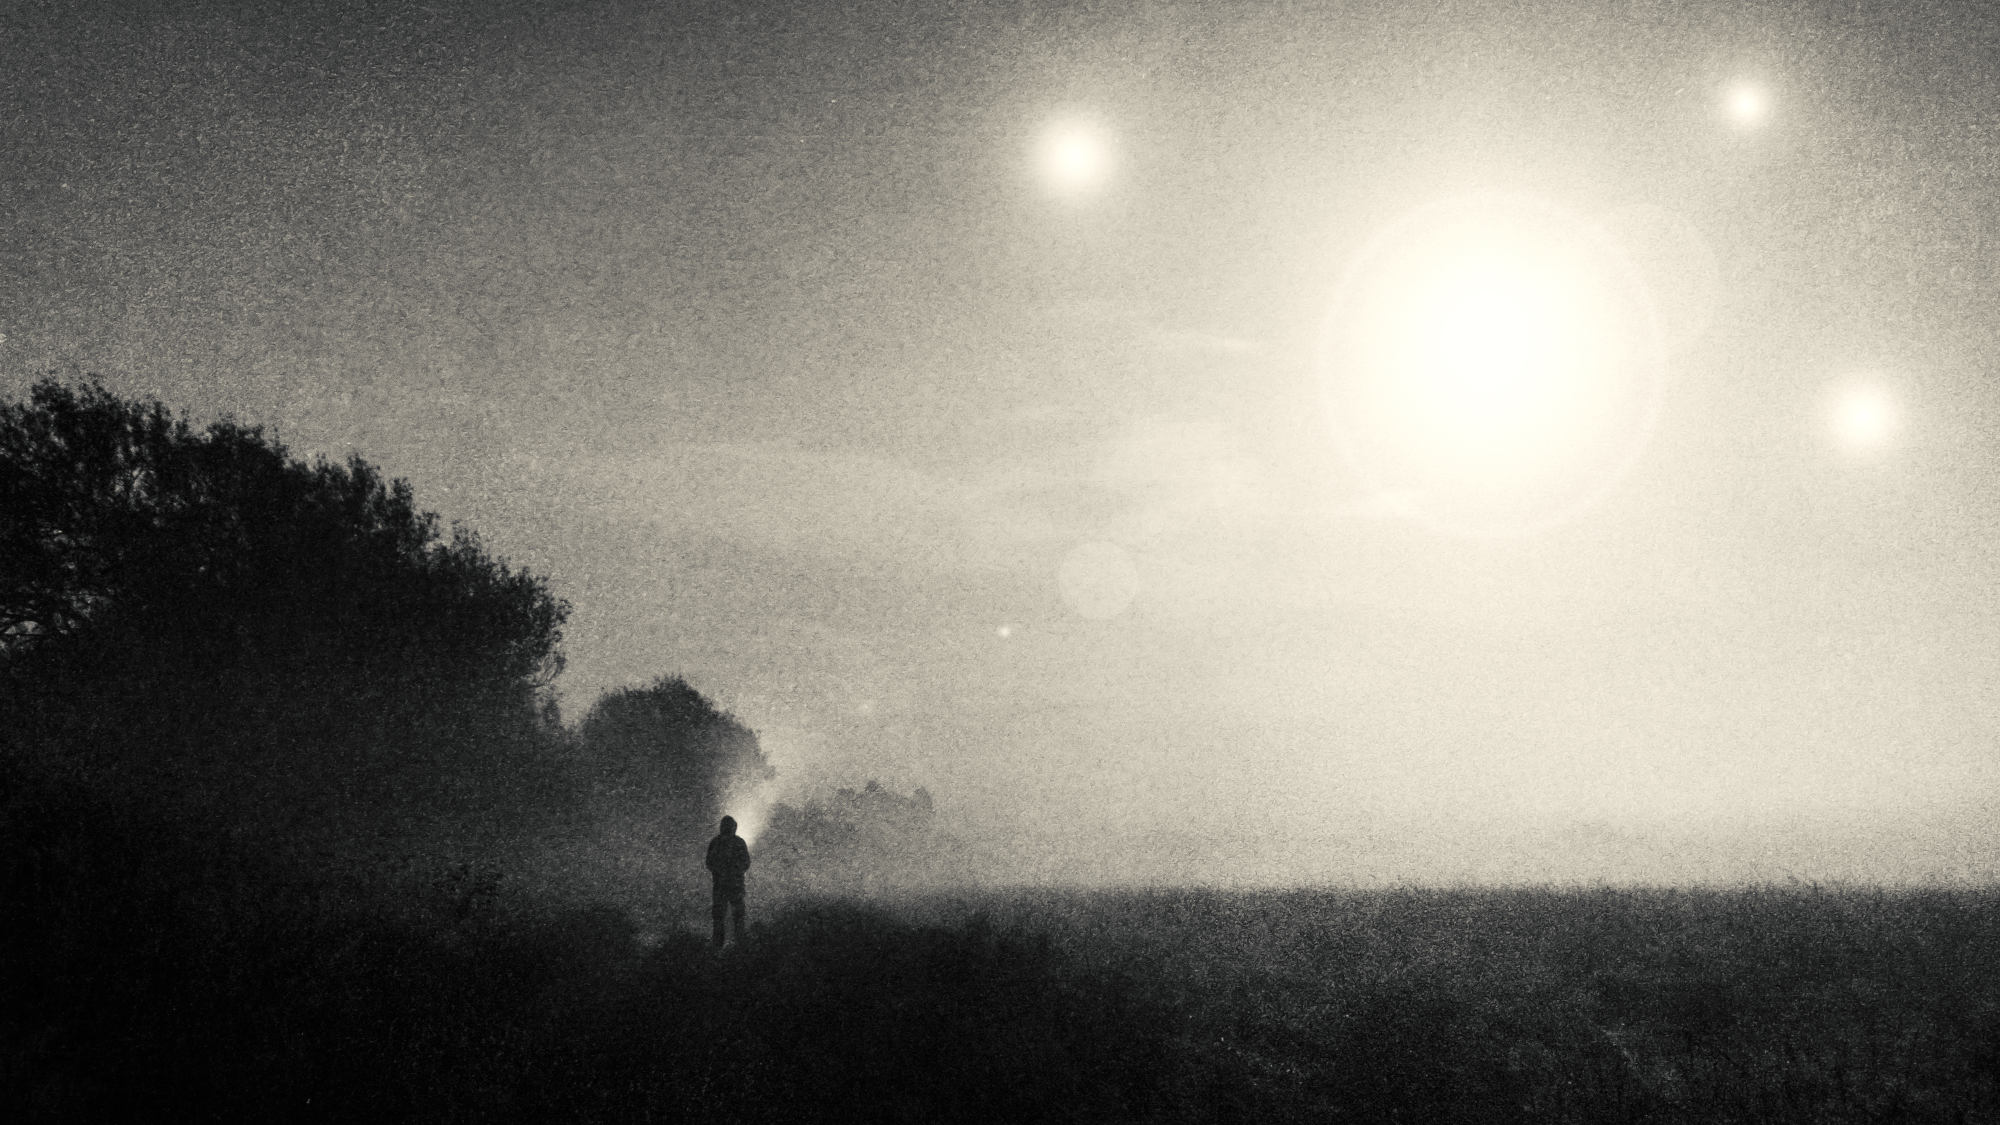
[1827,380,1901,454]
[1058,540,1139,619]
[1317,194,1666,536]
[1724,80,1771,128]
[1035,117,1113,197]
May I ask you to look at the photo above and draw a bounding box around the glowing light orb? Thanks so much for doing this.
[1828,381,1900,454]
[1035,117,1113,197]
[728,803,772,846]
[1725,80,1770,128]
[1317,194,1665,536]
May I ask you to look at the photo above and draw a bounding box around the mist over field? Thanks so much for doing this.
[11,361,2000,1125]
[10,0,2000,886]
[9,0,2000,1117]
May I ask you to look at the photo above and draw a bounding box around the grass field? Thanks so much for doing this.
[14,867,2000,1122]
[894,883,2000,1122]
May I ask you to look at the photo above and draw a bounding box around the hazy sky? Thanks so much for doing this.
[8,0,2000,883]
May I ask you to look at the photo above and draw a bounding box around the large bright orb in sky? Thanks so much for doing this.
[1035,116,1113,197]
[1828,380,1901,454]
[1318,194,1665,536]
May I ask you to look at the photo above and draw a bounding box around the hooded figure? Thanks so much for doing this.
[705,816,751,949]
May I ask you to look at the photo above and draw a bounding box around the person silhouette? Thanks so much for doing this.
[705,815,751,949]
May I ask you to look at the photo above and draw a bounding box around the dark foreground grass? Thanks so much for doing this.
[12,858,2000,1122]
[7,836,1185,1124]
[921,883,2000,1123]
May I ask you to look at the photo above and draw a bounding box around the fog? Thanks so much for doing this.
[8,0,1999,886]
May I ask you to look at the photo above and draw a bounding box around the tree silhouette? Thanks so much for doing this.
[1,380,565,681]
[575,676,773,837]
[0,378,571,863]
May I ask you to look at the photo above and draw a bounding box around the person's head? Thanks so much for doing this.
[719,815,737,836]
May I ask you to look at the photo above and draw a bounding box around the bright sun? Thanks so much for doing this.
[1370,249,1603,473]
[1319,195,1664,535]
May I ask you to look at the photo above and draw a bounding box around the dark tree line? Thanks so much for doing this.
[1,380,573,869]
[0,378,911,900]
[0,380,794,891]
[0,379,1216,1123]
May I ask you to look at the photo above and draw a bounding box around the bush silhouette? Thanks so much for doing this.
[760,781,939,896]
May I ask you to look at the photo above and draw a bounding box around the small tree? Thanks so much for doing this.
[574,676,775,890]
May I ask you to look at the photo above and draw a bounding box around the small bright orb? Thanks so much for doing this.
[1828,381,1900,454]
[996,624,1014,639]
[1036,117,1112,197]
[1724,80,1770,128]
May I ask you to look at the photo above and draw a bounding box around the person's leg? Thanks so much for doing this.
[730,891,746,944]
[711,892,727,949]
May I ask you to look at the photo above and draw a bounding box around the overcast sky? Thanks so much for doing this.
[8,0,2000,883]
